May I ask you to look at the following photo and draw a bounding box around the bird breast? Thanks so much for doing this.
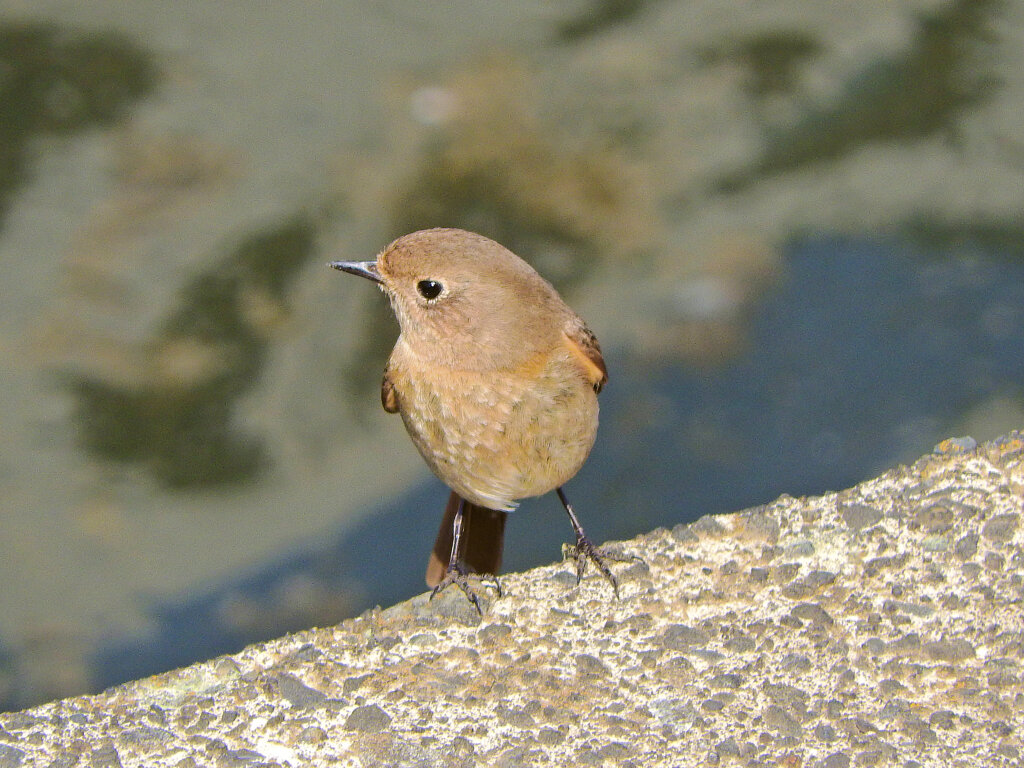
[387,341,599,511]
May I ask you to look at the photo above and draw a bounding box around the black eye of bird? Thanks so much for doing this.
[417,279,443,300]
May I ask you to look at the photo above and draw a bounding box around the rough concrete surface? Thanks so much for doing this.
[1,432,1022,767]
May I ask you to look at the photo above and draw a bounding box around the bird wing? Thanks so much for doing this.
[562,323,608,394]
[381,368,400,413]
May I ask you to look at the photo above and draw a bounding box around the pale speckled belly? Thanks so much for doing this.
[392,356,599,511]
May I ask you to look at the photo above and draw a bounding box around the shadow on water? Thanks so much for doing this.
[90,233,1024,693]
[72,216,318,486]
[0,22,156,225]
[716,0,1003,192]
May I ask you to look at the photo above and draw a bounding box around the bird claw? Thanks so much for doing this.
[562,538,642,599]
[430,562,502,614]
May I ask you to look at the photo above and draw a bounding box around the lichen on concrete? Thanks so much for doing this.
[1,432,1022,766]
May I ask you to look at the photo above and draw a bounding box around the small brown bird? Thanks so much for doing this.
[331,228,631,609]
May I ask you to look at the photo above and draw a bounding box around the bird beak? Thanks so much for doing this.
[329,260,383,284]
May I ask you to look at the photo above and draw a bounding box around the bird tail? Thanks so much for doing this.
[426,492,507,587]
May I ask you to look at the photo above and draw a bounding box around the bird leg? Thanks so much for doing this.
[557,487,640,599]
[430,496,501,613]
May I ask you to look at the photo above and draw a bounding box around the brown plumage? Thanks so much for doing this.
[331,228,630,610]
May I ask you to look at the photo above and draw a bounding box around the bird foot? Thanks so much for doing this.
[430,562,502,614]
[562,537,642,599]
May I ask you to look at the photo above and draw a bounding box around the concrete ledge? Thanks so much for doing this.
[2,433,1022,767]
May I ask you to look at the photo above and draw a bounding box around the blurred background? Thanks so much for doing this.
[1,0,1022,710]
